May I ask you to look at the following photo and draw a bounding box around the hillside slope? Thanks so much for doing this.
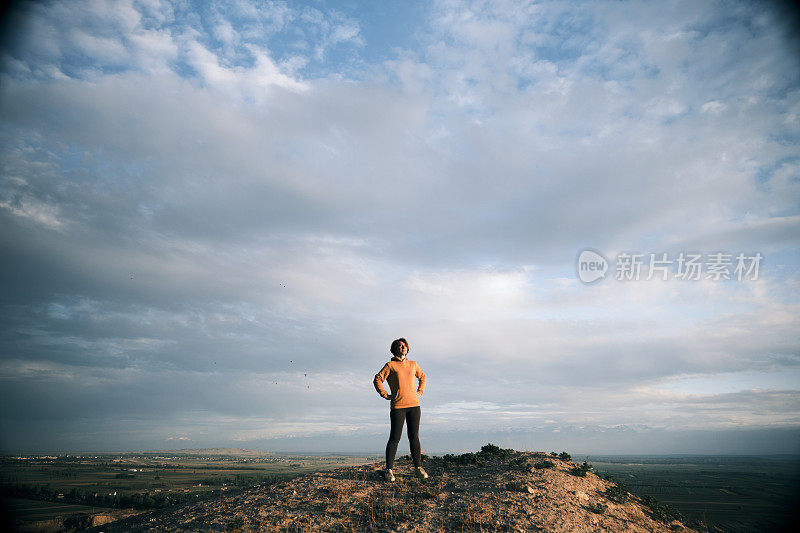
[93,449,694,532]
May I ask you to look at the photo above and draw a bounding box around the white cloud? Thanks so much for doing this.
[0,0,798,452]
[0,198,64,229]
[69,30,129,64]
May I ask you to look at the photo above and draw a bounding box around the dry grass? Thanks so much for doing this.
[302,466,527,533]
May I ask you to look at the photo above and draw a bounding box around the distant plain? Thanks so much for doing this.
[587,455,800,532]
[0,450,376,525]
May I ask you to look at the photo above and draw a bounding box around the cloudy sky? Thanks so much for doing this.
[1,0,799,455]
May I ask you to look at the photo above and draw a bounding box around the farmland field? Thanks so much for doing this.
[1,451,377,493]
[0,450,376,527]
[1,497,112,522]
[588,455,800,532]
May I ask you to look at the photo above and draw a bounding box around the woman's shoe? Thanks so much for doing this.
[416,467,428,479]
[386,469,395,482]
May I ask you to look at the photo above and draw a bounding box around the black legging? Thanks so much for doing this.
[385,406,421,469]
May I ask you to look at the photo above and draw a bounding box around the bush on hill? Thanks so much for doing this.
[435,443,518,469]
[605,481,630,503]
[640,494,685,524]
[569,460,592,477]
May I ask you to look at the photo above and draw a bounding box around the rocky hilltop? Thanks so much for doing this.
[93,446,694,532]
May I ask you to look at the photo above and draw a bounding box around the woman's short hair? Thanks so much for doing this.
[390,338,409,356]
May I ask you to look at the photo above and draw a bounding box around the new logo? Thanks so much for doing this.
[577,249,608,283]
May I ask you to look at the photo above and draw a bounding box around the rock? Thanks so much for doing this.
[526,485,535,494]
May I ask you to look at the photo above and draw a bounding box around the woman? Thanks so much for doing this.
[373,337,428,482]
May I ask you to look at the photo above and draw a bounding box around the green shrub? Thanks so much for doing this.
[641,495,685,523]
[533,459,554,469]
[505,481,527,492]
[439,452,479,465]
[481,443,502,455]
[480,443,515,458]
[685,518,711,532]
[597,471,614,481]
[558,452,571,461]
[605,482,629,503]
[437,444,515,469]
[569,460,592,477]
[509,457,528,468]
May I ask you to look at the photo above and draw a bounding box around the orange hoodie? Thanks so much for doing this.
[373,357,426,409]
